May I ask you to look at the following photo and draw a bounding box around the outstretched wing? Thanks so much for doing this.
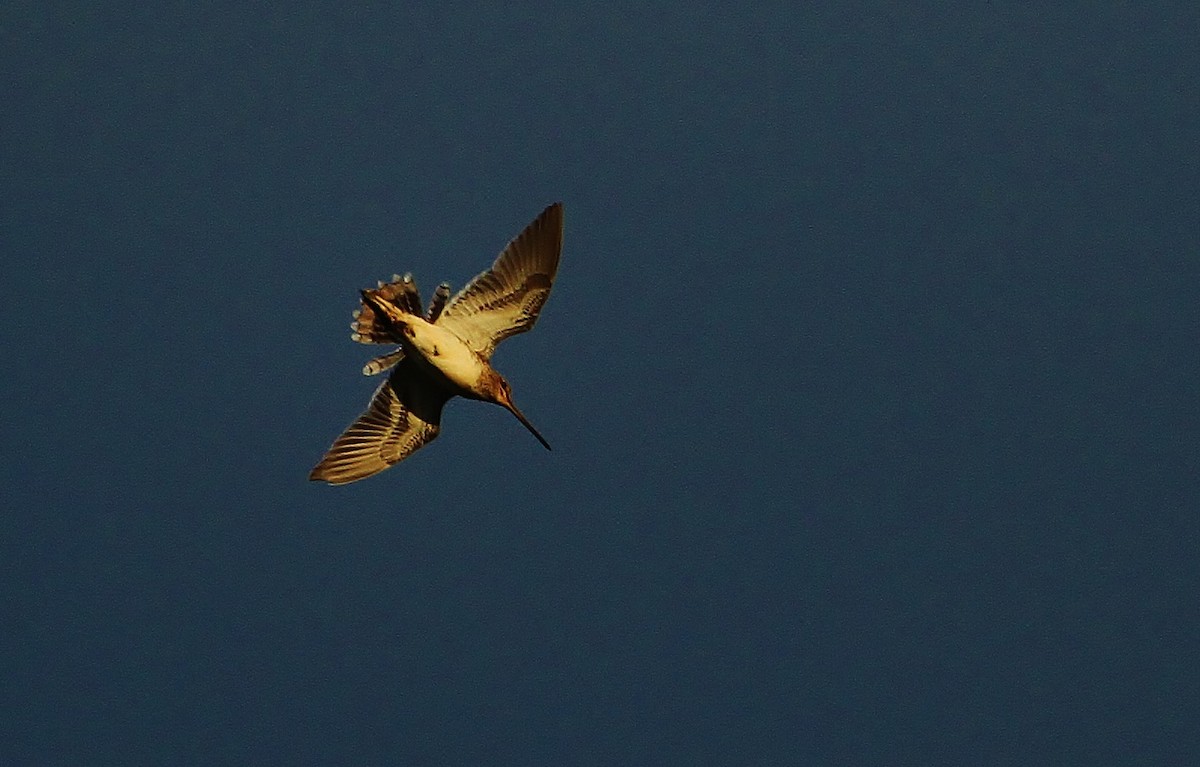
[437,203,563,359]
[309,359,451,485]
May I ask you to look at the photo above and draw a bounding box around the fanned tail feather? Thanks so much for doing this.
[351,273,423,344]
[362,348,406,376]
[427,282,451,322]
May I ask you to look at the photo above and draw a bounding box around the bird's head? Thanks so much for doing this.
[486,371,551,451]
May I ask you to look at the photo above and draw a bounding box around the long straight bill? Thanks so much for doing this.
[504,402,551,451]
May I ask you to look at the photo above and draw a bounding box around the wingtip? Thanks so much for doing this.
[309,463,354,486]
[541,202,564,241]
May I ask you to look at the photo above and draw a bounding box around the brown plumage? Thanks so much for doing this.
[309,202,563,485]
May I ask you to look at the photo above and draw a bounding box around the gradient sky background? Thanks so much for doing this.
[4,3,1199,764]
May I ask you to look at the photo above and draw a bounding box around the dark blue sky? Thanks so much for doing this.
[4,3,1198,764]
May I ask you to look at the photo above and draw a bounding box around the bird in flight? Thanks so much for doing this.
[309,202,563,485]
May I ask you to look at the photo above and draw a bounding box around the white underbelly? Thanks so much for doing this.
[404,320,485,392]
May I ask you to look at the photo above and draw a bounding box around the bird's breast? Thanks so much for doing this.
[402,319,488,394]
